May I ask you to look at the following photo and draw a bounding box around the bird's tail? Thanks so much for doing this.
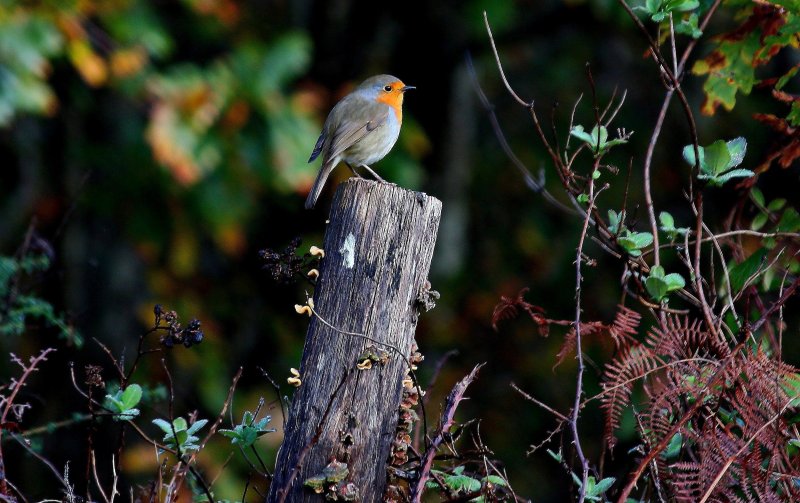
[304,159,336,209]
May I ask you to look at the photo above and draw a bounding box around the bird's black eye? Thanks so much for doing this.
[383,85,392,92]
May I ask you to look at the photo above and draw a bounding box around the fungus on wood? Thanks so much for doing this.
[268,178,442,502]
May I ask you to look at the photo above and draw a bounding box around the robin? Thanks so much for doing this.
[304,74,415,209]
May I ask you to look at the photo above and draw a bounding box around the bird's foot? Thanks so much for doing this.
[346,164,364,178]
[361,165,387,183]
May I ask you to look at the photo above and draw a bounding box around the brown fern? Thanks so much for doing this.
[600,342,660,450]
[599,310,800,502]
[609,304,642,349]
[553,321,609,369]
[491,287,549,335]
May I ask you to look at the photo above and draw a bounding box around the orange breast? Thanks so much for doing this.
[375,80,405,123]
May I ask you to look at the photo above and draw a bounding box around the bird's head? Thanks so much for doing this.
[359,74,415,111]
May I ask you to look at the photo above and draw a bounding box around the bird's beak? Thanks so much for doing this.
[400,85,416,93]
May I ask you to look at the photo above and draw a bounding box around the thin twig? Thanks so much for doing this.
[752,276,800,333]
[482,13,528,107]
[466,54,576,214]
[510,382,569,422]
[702,220,739,327]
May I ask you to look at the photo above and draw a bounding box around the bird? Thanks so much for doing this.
[304,74,415,209]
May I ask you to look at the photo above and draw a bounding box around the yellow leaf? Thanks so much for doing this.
[67,40,107,87]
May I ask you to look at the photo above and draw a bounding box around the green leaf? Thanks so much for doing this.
[663,432,683,460]
[659,211,675,229]
[776,65,799,90]
[152,418,172,433]
[645,0,662,15]
[703,140,732,176]
[118,408,140,420]
[618,231,653,257]
[729,248,768,292]
[646,266,685,301]
[659,211,690,239]
[781,373,800,407]
[767,198,787,212]
[676,13,702,38]
[483,475,508,487]
[570,125,596,148]
[172,417,188,432]
[608,209,625,234]
[751,212,769,231]
[595,125,608,145]
[121,384,143,410]
[592,476,616,495]
[726,137,747,168]
[664,273,686,290]
[704,168,755,186]
[186,418,208,435]
[670,0,699,12]
[682,143,704,168]
[751,187,765,207]
[243,410,254,425]
[788,101,800,127]
[777,207,800,232]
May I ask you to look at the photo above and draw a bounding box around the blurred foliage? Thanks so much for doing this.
[1,0,799,501]
[0,238,79,344]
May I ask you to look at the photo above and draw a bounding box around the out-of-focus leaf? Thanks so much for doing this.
[694,6,800,115]
[729,248,768,292]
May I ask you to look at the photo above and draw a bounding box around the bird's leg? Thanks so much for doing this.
[345,163,364,178]
[360,164,387,183]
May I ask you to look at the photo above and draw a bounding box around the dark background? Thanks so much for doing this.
[2,0,799,500]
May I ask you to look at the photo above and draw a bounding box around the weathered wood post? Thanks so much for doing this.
[267,178,442,502]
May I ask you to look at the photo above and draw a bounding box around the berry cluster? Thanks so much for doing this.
[153,304,204,348]
[259,237,312,284]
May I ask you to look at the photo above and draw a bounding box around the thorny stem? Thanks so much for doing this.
[571,173,601,503]
[410,364,483,502]
[0,348,55,497]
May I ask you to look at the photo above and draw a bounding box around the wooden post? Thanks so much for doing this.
[267,179,442,502]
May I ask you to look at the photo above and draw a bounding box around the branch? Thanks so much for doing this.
[410,364,483,501]
[570,172,603,503]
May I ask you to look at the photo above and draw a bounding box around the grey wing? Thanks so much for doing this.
[326,106,389,162]
[308,131,326,163]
